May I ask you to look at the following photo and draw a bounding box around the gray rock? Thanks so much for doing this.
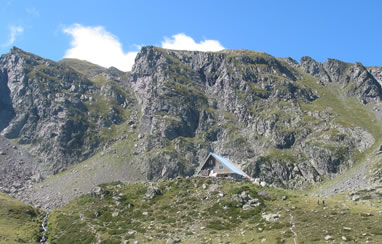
[166,238,181,244]
[128,231,137,235]
[324,235,334,241]
[261,213,280,222]
[242,204,252,210]
[92,186,102,195]
[352,194,361,201]
[144,185,162,200]
[240,191,249,200]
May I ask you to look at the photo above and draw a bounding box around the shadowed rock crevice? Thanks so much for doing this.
[0,70,15,131]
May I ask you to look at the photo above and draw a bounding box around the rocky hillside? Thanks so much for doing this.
[47,177,382,244]
[1,46,382,208]
[3,178,382,243]
[128,47,379,189]
[0,48,136,195]
[125,46,382,190]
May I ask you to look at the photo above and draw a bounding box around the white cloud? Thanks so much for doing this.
[2,25,23,47]
[63,24,137,72]
[161,33,224,52]
[63,25,224,72]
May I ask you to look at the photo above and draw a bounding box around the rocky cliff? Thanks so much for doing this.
[1,46,382,206]
[127,47,378,188]
[0,48,135,194]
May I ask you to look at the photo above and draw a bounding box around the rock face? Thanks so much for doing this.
[298,56,382,104]
[127,47,377,188]
[0,47,133,193]
[1,46,382,203]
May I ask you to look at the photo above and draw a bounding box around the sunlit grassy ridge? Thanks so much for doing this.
[0,193,42,244]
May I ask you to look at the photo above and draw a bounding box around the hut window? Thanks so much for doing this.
[219,165,224,169]
[209,160,214,166]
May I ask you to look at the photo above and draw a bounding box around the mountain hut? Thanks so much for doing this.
[197,152,251,181]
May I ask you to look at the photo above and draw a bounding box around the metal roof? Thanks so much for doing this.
[208,152,246,177]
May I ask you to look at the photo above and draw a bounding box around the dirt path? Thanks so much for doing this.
[289,213,297,244]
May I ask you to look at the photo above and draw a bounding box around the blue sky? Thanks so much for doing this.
[1,0,381,71]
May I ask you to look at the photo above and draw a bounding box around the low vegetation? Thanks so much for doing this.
[46,178,382,243]
[0,193,42,244]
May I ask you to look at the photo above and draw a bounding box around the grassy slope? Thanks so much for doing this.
[59,58,106,77]
[297,74,382,149]
[294,72,382,193]
[0,193,42,244]
[47,178,382,244]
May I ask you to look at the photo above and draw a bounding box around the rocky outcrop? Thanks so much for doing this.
[125,47,377,188]
[367,66,382,86]
[298,56,382,104]
[0,48,133,193]
[144,185,162,200]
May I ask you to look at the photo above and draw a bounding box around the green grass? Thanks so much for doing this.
[59,58,106,77]
[299,74,382,141]
[264,148,303,163]
[288,194,382,243]
[46,178,382,243]
[294,72,382,189]
[0,193,43,244]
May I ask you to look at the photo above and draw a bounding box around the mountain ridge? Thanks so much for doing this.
[0,46,382,209]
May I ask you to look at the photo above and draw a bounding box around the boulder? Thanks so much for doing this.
[166,238,181,244]
[261,212,280,222]
[91,186,102,197]
[144,185,162,200]
[324,235,334,241]
[242,204,252,210]
[351,194,360,201]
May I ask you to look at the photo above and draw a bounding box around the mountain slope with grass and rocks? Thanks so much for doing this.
[47,177,382,243]
[0,46,382,211]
